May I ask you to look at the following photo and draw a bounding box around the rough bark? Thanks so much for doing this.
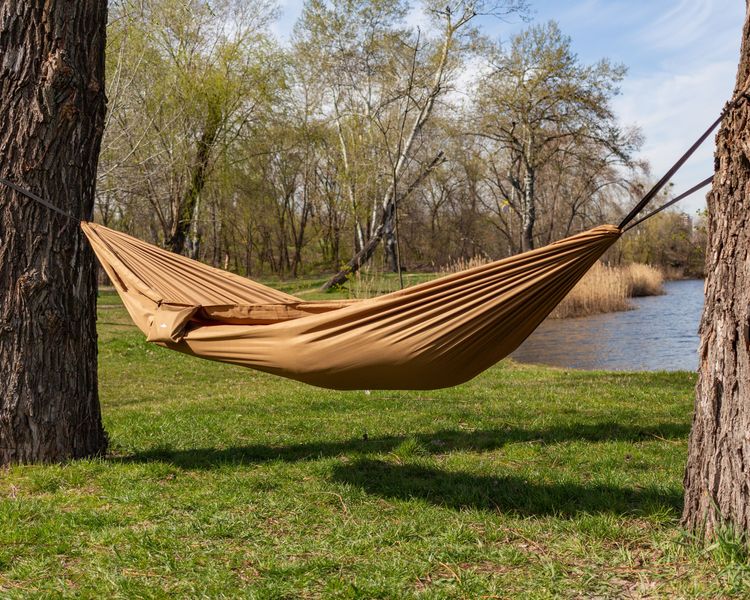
[682,4,750,539]
[0,1,108,463]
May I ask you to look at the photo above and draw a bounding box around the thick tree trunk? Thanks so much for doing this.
[0,1,108,463]
[682,6,750,539]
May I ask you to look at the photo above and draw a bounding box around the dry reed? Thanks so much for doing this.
[347,256,664,320]
[624,263,665,297]
[438,256,491,274]
[551,262,664,319]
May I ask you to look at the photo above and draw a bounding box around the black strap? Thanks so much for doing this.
[618,116,722,229]
[622,175,713,232]
[0,176,79,222]
[618,82,750,230]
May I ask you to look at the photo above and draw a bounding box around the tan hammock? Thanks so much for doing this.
[82,222,620,390]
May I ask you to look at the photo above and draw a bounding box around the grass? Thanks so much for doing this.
[1,289,747,598]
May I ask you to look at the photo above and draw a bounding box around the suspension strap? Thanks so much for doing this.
[618,116,722,229]
[618,79,750,230]
[622,175,713,232]
[0,176,80,222]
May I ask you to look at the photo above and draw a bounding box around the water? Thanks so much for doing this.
[511,279,705,372]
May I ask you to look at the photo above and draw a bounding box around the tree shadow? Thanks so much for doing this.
[330,459,682,517]
[118,420,689,470]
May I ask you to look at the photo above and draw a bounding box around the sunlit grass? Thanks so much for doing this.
[0,291,745,598]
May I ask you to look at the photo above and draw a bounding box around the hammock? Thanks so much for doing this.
[82,222,620,390]
[1,95,738,390]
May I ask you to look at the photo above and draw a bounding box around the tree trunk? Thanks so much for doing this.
[521,167,536,252]
[187,192,202,260]
[0,1,108,464]
[682,6,750,540]
[167,107,221,254]
[384,219,399,273]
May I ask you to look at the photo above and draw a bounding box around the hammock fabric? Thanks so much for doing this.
[82,222,621,390]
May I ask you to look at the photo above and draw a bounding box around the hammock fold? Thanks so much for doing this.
[83,222,621,390]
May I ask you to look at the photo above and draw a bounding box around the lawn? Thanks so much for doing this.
[0,289,748,598]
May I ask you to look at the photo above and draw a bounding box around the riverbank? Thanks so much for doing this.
[550,262,664,319]
[0,299,744,597]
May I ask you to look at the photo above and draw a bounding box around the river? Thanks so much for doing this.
[511,279,705,372]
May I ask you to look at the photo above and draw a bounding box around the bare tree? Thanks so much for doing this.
[96,1,691,279]
[100,0,279,253]
[321,0,528,290]
[474,21,638,251]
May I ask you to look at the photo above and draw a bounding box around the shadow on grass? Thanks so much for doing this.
[330,458,682,517]
[118,421,688,470]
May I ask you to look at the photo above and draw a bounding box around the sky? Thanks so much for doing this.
[272,0,745,215]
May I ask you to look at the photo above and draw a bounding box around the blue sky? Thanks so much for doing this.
[273,0,745,214]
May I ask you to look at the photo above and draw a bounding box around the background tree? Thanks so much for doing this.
[619,210,705,278]
[682,5,750,540]
[100,0,280,254]
[319,0,529,290]
[473,21,639,251]
[0,1,109,463]
[94,1,694,282]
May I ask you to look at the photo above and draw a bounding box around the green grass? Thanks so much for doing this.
[1,290,748,598]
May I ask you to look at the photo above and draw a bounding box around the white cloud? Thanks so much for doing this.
[611,0,743,213]
[554,0,649,29]
[638,0,717,52]
[404,3,434,33]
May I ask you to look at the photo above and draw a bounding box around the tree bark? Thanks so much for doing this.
[383,219,400,273]
[682,5,750,539]
[0,1,108,463]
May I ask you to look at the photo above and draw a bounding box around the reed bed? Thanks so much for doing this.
[345,257,664,319]
[551,262,664,319]
[623,262,666,297]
